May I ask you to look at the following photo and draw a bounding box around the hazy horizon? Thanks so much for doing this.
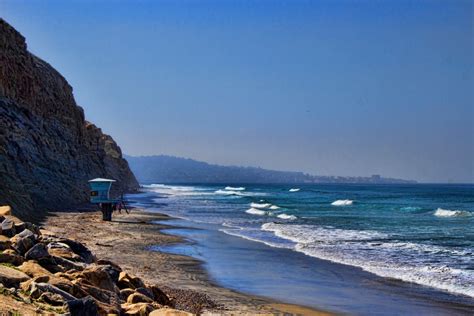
[1,0,472,183]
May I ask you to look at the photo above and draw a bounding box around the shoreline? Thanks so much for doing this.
[43,209,333,315]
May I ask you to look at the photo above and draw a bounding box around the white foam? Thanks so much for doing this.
[215,189,245,196]
[250,202,271,209]
[259,222,474,298]
[277,214,297,220]
[434,208,471,217]
[245,208,266,216]
[331,199,353,206]
[269,205,280,210]
[225,186,245,191]
[289,188,300,192]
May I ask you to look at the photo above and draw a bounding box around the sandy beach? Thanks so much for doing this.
[43,209,332,315]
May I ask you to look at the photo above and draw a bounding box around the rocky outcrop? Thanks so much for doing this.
[0,208,196,316]
[0,19,138,221]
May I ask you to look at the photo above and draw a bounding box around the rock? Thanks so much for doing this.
[25,243,49,260]
[127,292,154,304]
[150,308,193,316]
[11,229,36,255]
[38,291,66,306]
[59,238,95,264]
[120,288,136,300]
[18,260,52,277]
[97,262,122,284]
[28,281,77,301]
[14,222,26,234]
[136,287,154,300]
[0,250,24,265]
[47,242,82,261]
[0,205,12,216]
[70,265,117,292]
[73,278,121,315]
[149,285,171,306]
[121,302,156,316]
[67,296,99,316]
[118,272,145,290]
[1,218,15,237]
[0,264,30,287]
[0,235,11,250]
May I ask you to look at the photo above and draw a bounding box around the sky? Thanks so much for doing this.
[1,0,473,183]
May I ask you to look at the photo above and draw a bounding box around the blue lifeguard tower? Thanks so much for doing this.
[88,178,121,221]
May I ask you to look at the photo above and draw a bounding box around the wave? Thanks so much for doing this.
[260,222,474,298]
[250,202,271,209]
[277,214,297,220]
[269,205,280,210]
[289,188,300,192]
[400,206,422,211]
[215,189,245,196]
[245,208,266,216]
[434,208,471,217]
[225,186,245,191]
[331,199,353,206]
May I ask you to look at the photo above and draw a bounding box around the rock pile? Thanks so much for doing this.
[0,206,191,316]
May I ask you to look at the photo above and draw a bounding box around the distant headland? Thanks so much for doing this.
[125,155,417,184]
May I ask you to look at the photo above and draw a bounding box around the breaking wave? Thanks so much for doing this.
[245,208,266,216]
[225,186,245,191]
[331,199,353,206]
[277,214,297,220]
[289,188,300,192]
[434,208,471,218]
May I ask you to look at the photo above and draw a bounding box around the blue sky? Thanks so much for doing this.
[1,0,472,182]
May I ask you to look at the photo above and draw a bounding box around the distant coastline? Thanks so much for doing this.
[125,154,417,185]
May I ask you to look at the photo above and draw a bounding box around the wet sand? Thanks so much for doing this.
[43,209,332,315]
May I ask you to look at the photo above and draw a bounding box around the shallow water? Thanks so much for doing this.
[129,183,474,314]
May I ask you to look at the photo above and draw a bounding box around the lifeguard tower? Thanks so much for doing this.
[88,178,121,221]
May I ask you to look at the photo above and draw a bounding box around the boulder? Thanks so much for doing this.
[121,302,156,316]
[18,260,53,277]
[0,206,12,216]
[1,218,15,237]
[47,242,82,262]
[149,285,171,306]
[11,229,36,255]
[28,281,77,301]
[0,264,30,287]
[0,235,11,250]
[0,250,24,266]
[67,296,99,316]
[73,278,121,314]
[118,272,145,290]
[38,291,66,306]
[135,287,154,300]
[14,222,26,234]
[127,292,154,304]
[120,288,136,300]
[150,308,193,316]
[59,238,95,264]
[25,243,49,260]
[70,265,117,292]
[97,262,122,284]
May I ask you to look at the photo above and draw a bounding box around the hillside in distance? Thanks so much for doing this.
[125,155,416,184]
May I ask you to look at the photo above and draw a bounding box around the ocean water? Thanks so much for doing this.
[133,183,474,310]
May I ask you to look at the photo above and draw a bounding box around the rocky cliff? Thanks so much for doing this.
[0,19,139,221]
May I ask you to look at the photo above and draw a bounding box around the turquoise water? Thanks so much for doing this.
[134,183,473,305]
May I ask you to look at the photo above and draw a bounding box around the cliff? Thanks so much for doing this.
[0,19,139,221]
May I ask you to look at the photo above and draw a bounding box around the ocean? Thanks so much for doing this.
[130,183,474,314]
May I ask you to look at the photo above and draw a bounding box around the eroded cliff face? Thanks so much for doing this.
[0,19,139,221]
